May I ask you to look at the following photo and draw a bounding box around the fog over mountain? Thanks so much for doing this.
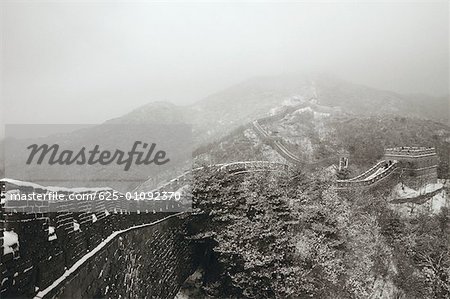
[1,3,450,298]
[109,74,449,144]
[1,1,448,139]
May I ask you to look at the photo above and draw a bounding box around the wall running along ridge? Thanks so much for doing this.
[36,213,203,299]
[1,161,286,298]
[0,180,189,298]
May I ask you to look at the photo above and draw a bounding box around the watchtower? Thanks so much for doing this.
[384,147,438,189]
[338,157,349,171]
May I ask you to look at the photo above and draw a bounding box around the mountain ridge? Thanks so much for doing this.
[1,74,448,187]
[110,74,449,146]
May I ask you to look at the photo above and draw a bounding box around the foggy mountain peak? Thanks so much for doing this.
[111,73,448,132]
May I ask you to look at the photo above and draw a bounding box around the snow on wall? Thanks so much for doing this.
[3,231,19,255]
[34,213,200,299]
[390,183,448,217]
[430,192,447,213]
[1,178,113,193]
[48,226,57,241]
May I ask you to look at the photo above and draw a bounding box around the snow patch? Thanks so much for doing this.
[3,231,19,255]
[391,184,448,216]
[34,212,184,299]
[3,190,20,204]
[281,96,303,107]
[1,178,113,193]
[393,183,444,200]
[392,184,419,199]
[48,226,55,235]
[294,107,314,114]
[293,106,330,118]
[73,221,81,232]
[418,182,443,194]
[430,192,448,213]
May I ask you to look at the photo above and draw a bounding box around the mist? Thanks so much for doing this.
[1,1,448,135]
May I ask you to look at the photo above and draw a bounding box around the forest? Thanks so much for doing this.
[184,166,450,298]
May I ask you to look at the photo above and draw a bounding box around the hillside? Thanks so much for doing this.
[106,74,449,146]
[187,162,450,298]
[195,106,450,179]
[1,74,448,187]
[315,74,449,124]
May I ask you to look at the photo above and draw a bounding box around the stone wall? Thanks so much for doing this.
[337,148,439,191]
[335,161,400,189]
[39,213,202,299]
[384,147,439,188]
[1,180,195,298]
[400,170,438,190]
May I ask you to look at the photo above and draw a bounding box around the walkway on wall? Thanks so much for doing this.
[33,212,184,299]
[335,160,400,189]
[2,97,442,297]
[133,160,289,195]
[0,178,184,298]
[252,119,336,167]
[0,160,289,297]
[135,100,339,195]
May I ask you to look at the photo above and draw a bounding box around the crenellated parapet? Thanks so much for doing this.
[335,160,400,189]
[336,147,439,191]
[384,147,438,168]
[252,120,337,167]
[384,147,438,189]
[0,180,182,298]
[384,146,436,157]
[135,160,289,194]
[0,160,289,298]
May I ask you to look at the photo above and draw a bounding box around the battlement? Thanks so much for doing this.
[337,146,439,191]
[384,147,438,189]
[0,179,184,298]
[336,160,399,189]
[0,161,288,298]
[384,147,436,157]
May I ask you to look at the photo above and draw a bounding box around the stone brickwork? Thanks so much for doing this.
[336,161,400,190]
[252,120,337,168]
[384,147,438,190]
[0,180,188,298]
[38,213,202,299]
[336,147,438,191]
[1,161,286,298]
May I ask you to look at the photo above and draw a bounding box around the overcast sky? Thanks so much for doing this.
[1,1,448,135]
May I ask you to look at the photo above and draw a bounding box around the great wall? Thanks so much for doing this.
[250,104,441,193]
[0,180,191,298]
[253,114,447,213]
[133,161,289,195]
[335,147,439,190]
[0,161,288,298]
[1,104,447,298]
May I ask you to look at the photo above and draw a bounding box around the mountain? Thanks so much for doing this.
[107,75,317,145]
[1,123,192,192]
[108,74,449,146]
[193,100,450,179]
[315,75,449,124]
[1,73,448,188]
